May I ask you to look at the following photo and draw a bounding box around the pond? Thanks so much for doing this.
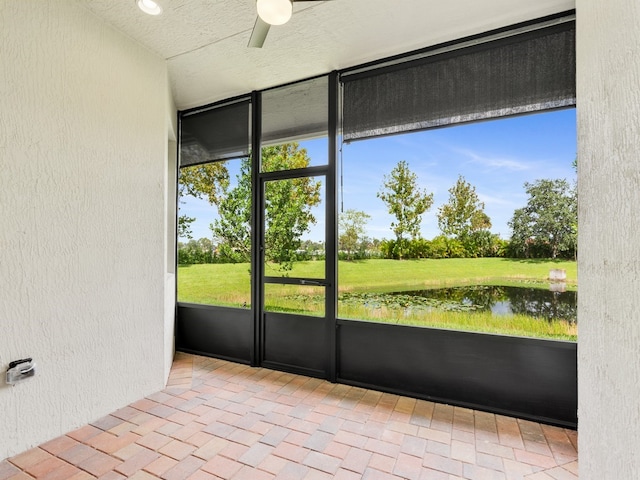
[389,285,577,323]
[340,285,577,324]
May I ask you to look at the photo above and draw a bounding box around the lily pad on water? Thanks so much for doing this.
[339,292,481,313]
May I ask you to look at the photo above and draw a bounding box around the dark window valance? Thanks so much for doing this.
[341,21,576,142]
[180,99,250,167]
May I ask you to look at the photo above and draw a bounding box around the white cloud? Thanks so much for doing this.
[477,192,520,207]
[453,147,531,171]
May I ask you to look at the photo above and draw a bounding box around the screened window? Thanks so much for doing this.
[337,20,577,341]
[261,76,329,172]
[177,99,252,308]
[259,77,330,316]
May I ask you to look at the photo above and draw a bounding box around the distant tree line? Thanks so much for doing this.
[178,153,577,265]
[370,161,576,260]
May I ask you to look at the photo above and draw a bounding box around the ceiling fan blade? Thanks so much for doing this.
[248,16,270,48]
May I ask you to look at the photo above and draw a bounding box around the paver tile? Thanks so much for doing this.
[127,471,158,480]
[302,451,341,475]
[143,455,178,477]
[192,437,231,461]
[113,443,146,462]
[39,462,85,480]
[340,447,372,474]
[219,441,250,462]
[237,443,273,468]
[0,461,21,480]
[98,472,127,480]
[39,436,79,456]
[392,452,423,480]
[367,453,396,474]
[257,454,288,475]
[58,443,97,466]
[272,443,311,463]
[25,455,69,478]
[422,452,463,476]
[334,468,362,480]
[162,455,206,480]
[514,449,559,469]
[114,447,159,476]
[201,455,242,479]
[76,451,121,477]
[88,431,140,454]
[91,416,126,432]
[9,448,52,470]
[450,440,476,464]
[186,471,217,480]
[463,463,508,480]
[273,461,309,479]
[2,354,578,480]
[68,426,103,443]
[137,432,173,451]
[158,440,196,461]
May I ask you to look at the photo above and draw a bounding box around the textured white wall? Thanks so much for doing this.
[577,0,640,477]
[165,138,178,381]
[0,1,170,459]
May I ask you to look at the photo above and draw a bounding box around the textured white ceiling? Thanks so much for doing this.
[81,0,574,110]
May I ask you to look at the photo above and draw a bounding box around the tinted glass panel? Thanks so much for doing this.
[261,76,328,171]
[181,100,250,166]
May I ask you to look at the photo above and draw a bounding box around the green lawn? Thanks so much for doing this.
[336,257,577,293]
[178,262,252,307]
[178,258,577,341]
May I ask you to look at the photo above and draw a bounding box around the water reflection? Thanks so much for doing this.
[391,286,577,323]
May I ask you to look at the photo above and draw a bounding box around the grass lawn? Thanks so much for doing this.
[178,257,577,341]
[336,257,577,293]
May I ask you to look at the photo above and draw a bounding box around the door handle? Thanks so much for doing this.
[300,279,328,286]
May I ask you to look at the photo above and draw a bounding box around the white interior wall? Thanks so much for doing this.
[165,82,178,382]
[165,138,177,381]
[577,0,640,477]
[0,1,170,460]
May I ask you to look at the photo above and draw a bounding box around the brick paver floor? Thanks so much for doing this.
[0,352,578,479]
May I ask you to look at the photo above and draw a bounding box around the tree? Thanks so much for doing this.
[178,162,229,240]
[437,175,492,239]
[177,237,215,264]
[339,209,371,260]
[178,144,320,269]
[211,158,252,263]
[263,177,321,269]
[508,179,577,259]
[178,215,196,239]
[211,143,321,270]
[437,175,492,256]
[179,162,229,204]
[377,161,434,258]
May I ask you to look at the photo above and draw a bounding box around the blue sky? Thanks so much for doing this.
[179,108,576,242]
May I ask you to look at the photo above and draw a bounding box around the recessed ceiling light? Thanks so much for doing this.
[137,0,163,16]
[256,0,292,26]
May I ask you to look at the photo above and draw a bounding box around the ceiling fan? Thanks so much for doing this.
[248,0,332,48]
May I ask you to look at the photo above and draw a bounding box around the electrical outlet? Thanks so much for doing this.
[6,358,36,385]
